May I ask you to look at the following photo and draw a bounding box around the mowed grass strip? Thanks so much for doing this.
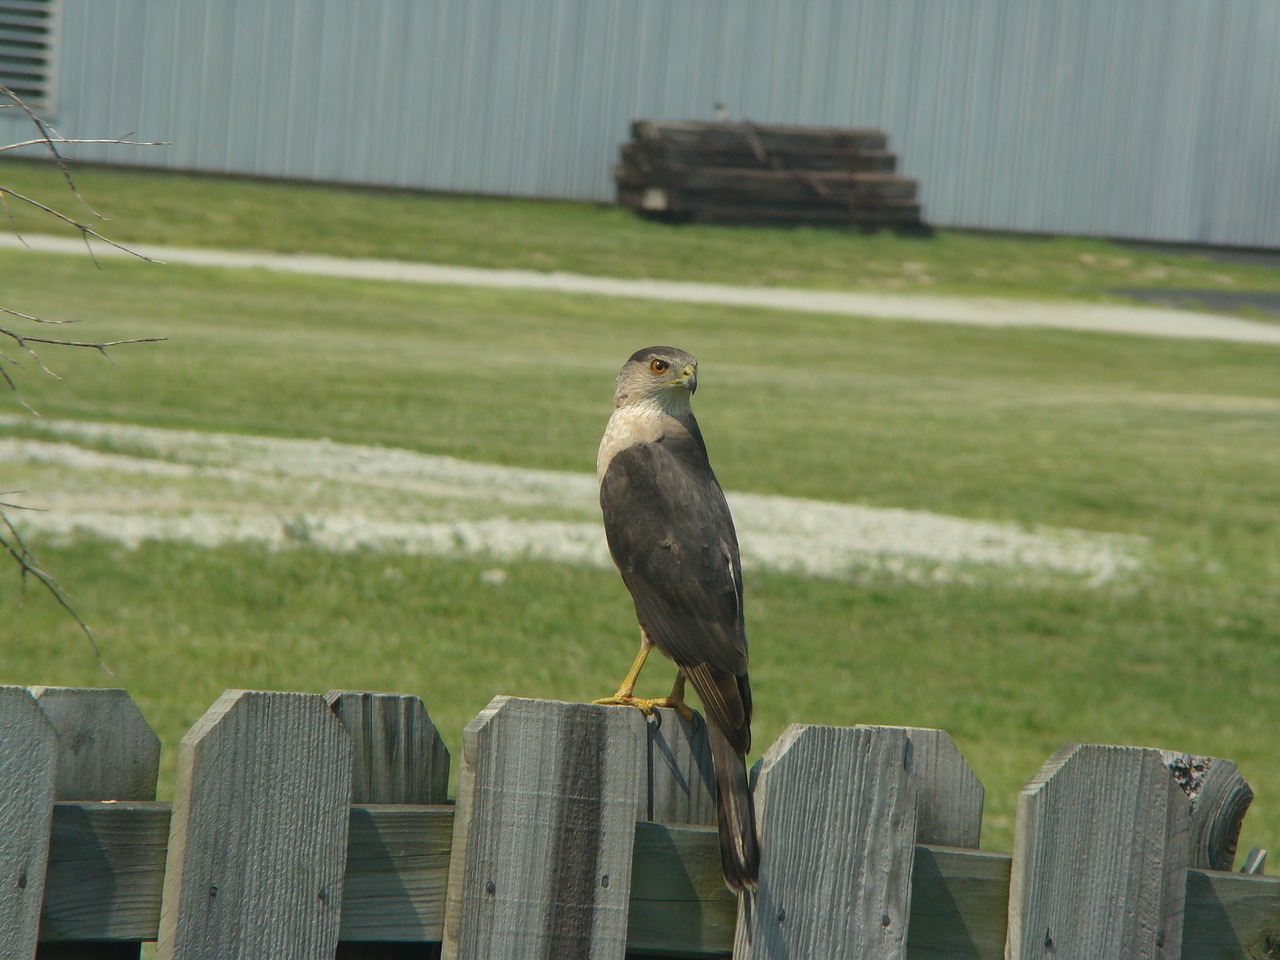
[3,157,1280,301]
[0,226,1277,854]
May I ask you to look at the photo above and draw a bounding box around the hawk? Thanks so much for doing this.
[594,345,759,891]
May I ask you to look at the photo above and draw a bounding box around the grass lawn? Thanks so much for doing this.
[4,157,1280,302]
[1,167,1278,857]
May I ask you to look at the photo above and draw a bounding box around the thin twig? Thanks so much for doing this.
[0,186,163,262]
[0,324,167,401]
[0,509,114,674]
[1,304,75,324]
[1,80,168,239]
[0,83,111,220]
[0,364,37,414]
[0,494,43,513]
[0,135,169,153]
[3,330,167,350]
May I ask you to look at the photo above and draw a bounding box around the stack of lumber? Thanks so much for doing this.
[615,119,928,232]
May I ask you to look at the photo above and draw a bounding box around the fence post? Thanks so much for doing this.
[326,690,451,956]
[1006,743,1190,960]
[156,690,354,960]
[31,687,160,960]
[733,724,919,960]
[0,687,58,960]
[442,697,642,960]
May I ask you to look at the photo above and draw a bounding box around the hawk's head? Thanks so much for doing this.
[614,345,698,411]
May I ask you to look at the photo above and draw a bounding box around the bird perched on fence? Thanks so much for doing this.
[594,345,759,892]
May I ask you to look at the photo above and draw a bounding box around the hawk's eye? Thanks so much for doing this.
[649,359,669,374]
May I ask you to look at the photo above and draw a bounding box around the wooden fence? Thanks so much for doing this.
[1,684,1276,959]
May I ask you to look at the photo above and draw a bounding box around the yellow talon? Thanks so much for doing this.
[592,672,696,723]
[592,694,665,715]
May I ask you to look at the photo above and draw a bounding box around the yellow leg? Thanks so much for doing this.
[658,672,696,723]
[593,637,696,722]
[593,636,651,703]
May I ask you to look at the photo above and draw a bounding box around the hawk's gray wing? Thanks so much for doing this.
[600,433,752,752]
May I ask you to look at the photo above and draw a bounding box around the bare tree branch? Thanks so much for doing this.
[0,83,167,220]
[2,83,167,668]
[0,86,167,407]
[0,499,114,674]
[0,185,164,262]
[0,315,167,400]
[1,304,74,324]
[1,135,168,153]
[1,81,168,259]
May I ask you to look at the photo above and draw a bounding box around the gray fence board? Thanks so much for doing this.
[879,725,984,850]
[326,689,451,956]
[28,687,159,803]
[907,846,1009,960]
[0,686,57,960]
[28,801,1280,957]
[443,697,642,960]
[631,705,718,827]
[734,723,919,960]
[31,687,159,960]
[1006,743,1190,960]
[340,804,453,944]
[1159,751,1254,872]
[325,690,450,806]
[156,689,353,960]
[40,802,169,945]
[0,690,1270,956]
[622,705,726,957]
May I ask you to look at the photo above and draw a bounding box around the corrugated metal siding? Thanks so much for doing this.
[1,0,1277,246]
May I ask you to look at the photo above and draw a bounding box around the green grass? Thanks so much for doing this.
[8,541,1276,855]
[4,157,1280,302]
[1,170,1278,856]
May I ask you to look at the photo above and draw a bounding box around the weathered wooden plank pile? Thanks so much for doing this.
[1,683,1275,958]
[615,119,930,232]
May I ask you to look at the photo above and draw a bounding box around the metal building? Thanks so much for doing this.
[2,0,1278,247]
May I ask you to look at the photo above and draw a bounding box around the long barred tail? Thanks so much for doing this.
[709,720,759,891]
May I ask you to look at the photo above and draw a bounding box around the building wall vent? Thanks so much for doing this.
[0,0,60,113]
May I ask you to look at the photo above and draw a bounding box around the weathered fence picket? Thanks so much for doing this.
[442,697,642,960]
[731,724,983,959]
[637,706,718,826]
[326,690,450,806]
[734,723,920,959]
[0,687,57,960]
[28,687,160,804]
[1007,744,1191,960]
[0,684,1276,958]
[327,689,451,958]
[625,706,738,956]
[156,690,354,960]
[32,687,159,960]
